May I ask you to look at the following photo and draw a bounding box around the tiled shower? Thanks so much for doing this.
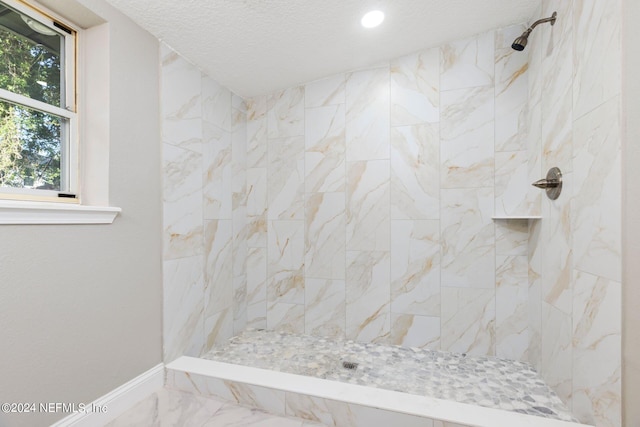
[161,0,622,425]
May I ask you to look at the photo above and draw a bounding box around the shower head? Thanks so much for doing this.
[511,11,557,51]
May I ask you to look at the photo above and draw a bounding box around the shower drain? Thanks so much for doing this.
[342,361,359,370]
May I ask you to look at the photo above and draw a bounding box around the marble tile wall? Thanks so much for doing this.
[244,26,535,360]
[526,1,622,426]
[166,370,475,427]
[161,44,247,361]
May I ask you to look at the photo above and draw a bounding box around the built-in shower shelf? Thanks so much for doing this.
[492,216,542,220]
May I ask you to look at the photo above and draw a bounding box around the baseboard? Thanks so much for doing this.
[50,363,164,427]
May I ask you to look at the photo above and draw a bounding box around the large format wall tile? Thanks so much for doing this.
[163,256,204,361]
[346,161,390,252]
[268,137,305,220]
[390,48,440,126]
[495,256,529,361]
[391,220,440,316]
[541,302,572,405]
[246,96,268,168]
[163,143,204,260]
[305,105,346,193]
[390,313,440,350]
[305,74,345,108]
[268,86,305,139]
[441,287,495,356]
[440,86,495,188]
[441,31,494,91]
[572,270,621,427]
[305,278,346,339]
[572,98,621,283]
[305,193,346,280]
[440,188,495,288]
[495,25,528,152]
[203,122,232,220]
[345,67,390,161]
[161,45,203,154]
[246,247,267,329]
[391,124,439,220]
[346,251,391,343]
[268,221,305,306]
[572,0,622,120]
[202,76,232,133]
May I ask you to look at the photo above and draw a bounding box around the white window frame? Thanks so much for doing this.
[0,0,78,203]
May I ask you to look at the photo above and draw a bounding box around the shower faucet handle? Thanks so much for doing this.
[532,167,562,200]
[531,178,560,189]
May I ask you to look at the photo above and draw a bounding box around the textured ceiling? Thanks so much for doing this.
[105,0,540,98]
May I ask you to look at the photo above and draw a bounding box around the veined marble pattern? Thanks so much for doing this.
[527,219,543,372]
[305,105,346,193]
[441,287,495,356]
[345,67,390,161]
[441,31,494,91]
[494,25,528,152]
[106,388,323,427]
[495,150,531,217]
[495,256,529,361]
[391,124,439,220]
[233,275,247,334]
[541,172,573,315]
[305,193,345,280]
[204,122,232,220]
[390,48,440,126]
[163,143,204,260]
[440,86,495,189]
[202,75,232,132]
[268,86,305,139]
[205,307,233,353]
[267,302,305,334]
[572,0,622,120]
[305,74,345,108]
[495,220,528,256]
[246,96,268,168]
[346,251,391,343]
[204,220,233,315]
[390,314,440,349]
[572,98,621,283]
[268,220,305,305]
[571,271,621,427]
[440,188,495,288]
[541,302,573,405]
[268,137,305,220]
[163,256,204,362]
[246,247,267,329]
[541,0,573,174]
[247,168,267,217]
[390,220,440,316]
[204,329,575,422]
[305,278,346,338]
[161,45,203,154]
[346,160,390,252]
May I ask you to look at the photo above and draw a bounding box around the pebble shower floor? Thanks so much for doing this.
[204,329,575,422]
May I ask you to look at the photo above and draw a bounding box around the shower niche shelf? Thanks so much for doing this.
[492,215,541,220]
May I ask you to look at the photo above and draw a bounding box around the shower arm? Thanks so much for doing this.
[526,12,557,33]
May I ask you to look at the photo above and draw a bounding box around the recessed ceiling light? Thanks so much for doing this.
[361,10,384,28]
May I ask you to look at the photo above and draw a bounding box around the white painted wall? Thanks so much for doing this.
[622,0,640,425]
[0,1,162,426]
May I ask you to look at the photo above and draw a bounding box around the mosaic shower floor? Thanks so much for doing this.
[204,329,576,422]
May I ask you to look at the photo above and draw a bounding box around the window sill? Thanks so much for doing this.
[0,200,121,225]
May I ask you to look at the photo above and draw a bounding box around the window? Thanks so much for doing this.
[0,0,77,202]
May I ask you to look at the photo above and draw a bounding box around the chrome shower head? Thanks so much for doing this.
[511,11,557,51]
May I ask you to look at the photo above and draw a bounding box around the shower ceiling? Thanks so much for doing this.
[105,0,540,97]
